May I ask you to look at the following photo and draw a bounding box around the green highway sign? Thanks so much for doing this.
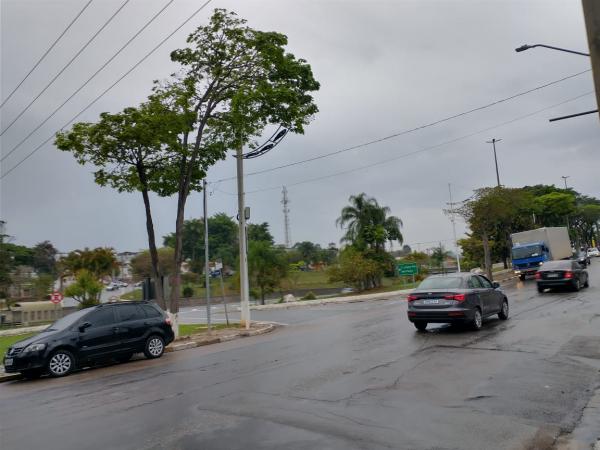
[397,262,418,276]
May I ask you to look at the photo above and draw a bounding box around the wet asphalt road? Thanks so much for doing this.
[2,266,600,450]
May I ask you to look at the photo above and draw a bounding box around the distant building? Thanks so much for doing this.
[117,251,139,279]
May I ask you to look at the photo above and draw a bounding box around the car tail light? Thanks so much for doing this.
[535,272,541,280]
[444,294,466,301]
[407,294,418,302]
[165,316,172,326]
[564,271,573,279]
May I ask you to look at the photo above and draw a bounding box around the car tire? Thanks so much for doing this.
[584,277,590,288]
[21,369,43,380]
[143,335,165,359]
[498,300,509,320]
[572,279,581,292]
[537,285,545,293]
[471,308,483,331]
[47,349,76,377]
[114,353,133,363]
[413,321,428,331]
[519,274,526,281]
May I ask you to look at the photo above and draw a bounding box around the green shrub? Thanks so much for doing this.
[302,291,317,300]
[182,286,194,298]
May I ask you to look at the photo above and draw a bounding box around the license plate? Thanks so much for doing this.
[4,358,13,366]
[546,273,559,278]
[423,299,440,305]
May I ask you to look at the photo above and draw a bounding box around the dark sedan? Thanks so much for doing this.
[536,260,589,293]
[3,301,174,379]
[407,273,509,331]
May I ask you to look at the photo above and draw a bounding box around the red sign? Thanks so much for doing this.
[50,291,63,304]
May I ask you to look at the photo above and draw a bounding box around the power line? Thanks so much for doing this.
[0,0,94,109]
[1,0,177,164]
[213,69,592,184]
[236,91,593,195]
[0,0,131,136]
[0,0,213,180]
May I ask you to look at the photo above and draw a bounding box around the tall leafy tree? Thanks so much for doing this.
[32,241,58,275]
[247,240,288,304]
[154,9,319,313]
[336,193,403,251]
[56,98,189,308]
[59,248,119,279]
[247,222,275,244]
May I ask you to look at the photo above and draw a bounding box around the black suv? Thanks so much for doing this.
[3,301,174,378]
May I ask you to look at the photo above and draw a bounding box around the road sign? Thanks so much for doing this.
[397,262,418,276]
[50,291,63,304]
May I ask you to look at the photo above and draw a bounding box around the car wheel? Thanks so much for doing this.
[21,369,43,380]
[471,308,483,331]
[537,285,545,293]
[144,335,165,359]
[498,300,509,320]
[47,350,75,377]
[572,279,581,292]
[584,277,590,288]
[114,353,133,363]
[519,274,526,281]
[413,321,428,331]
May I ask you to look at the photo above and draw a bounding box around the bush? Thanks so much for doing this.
[302,291,317,300]
[182,286,194,298]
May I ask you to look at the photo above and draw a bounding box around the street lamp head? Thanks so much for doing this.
[515,44,531,52]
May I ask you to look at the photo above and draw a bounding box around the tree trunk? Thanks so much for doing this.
[140,186,165,309]
[482,231,493,281]
[170,190,188,314]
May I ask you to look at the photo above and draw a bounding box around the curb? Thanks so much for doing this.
[250,289,414,311]
[165,322,278,353]
[0,323,279,383]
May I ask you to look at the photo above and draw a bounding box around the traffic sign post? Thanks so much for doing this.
[397,263,419,286]
[50,291,63,304]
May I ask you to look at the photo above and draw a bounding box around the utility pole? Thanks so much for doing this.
[236,142,251,330]
[282,186,291,248]
[486,138,502,187]
[447,183,462,273]
[203,179,211,332]
[561,175,570,190]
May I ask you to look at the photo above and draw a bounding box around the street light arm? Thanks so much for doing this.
[515,43,590,57]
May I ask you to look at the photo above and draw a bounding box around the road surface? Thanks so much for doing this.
[2,265,600,449]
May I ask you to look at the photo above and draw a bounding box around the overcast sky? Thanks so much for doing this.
[1,0,598,254]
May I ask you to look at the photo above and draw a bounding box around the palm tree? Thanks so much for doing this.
[336,193,403,250]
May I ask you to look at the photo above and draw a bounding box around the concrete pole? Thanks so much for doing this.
[448,183,461,273]
[486,138,502,187]
[203,179,211,332]
[236,143,251,329]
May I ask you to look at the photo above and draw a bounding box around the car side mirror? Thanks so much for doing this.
[492,282,500,289]
[78,322,91,332]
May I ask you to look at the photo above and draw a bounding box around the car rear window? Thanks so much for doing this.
[541,260,571,270]
[418,277,464,289]
[141,305,162,318]
[117,304,145,321]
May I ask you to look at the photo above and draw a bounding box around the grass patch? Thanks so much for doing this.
[0,333,35,360]
[179,323,239,336]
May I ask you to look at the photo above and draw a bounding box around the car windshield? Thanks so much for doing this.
[418,277,464,289]
[45,308,91,331]
[512,245,542,260]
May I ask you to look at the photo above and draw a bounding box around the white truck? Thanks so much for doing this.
[510,227,572,280]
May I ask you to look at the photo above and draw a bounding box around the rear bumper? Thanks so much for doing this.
[537,280,573,288]
[407,308,475,324]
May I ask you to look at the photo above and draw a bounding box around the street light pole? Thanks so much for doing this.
[486,138,502,187]
[236,142,251,330]
[561,175,570,190]
[448,183,461,273]
[515,44,590,57]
